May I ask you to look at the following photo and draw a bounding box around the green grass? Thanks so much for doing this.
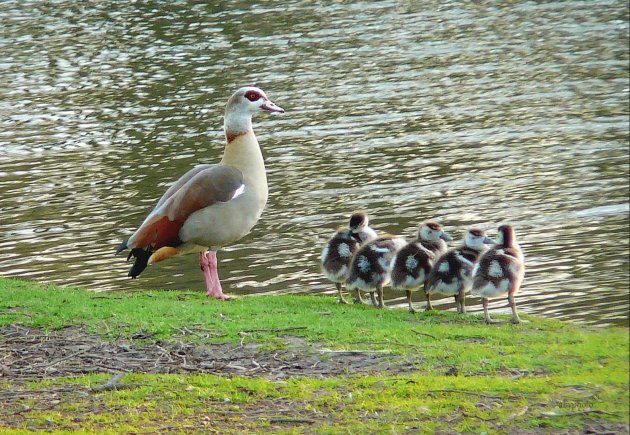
[0,277,628,433]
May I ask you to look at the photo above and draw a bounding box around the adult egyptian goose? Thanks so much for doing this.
[425,228,494,314]
[116,86,284,299]
[390,221,451,313]
[345,235,407,308]
[471,224,526,324]
[321,212,378,304]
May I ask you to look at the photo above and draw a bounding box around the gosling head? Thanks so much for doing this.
[464,227,495,251]
[418,221,452,243]
[496,224,517,248]
[348,211,377,243]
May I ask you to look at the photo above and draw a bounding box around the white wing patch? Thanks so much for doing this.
[405,255,419,271]
[338,242,352,258]
[488,260,504,278]
[438,261,449,273]
[232,184,245,200]
[357,255,371,273]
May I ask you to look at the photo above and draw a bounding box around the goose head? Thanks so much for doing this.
[224,86,284,140]
[463,228,495,251]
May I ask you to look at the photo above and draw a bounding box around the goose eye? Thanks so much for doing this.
[245,90,261,102]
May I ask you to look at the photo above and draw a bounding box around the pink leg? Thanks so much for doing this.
[199,251,230,300]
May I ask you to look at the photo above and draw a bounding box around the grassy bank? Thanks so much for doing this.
[0,277,628,433]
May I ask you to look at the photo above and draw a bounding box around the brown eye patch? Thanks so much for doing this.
[469,229,484,237]
[426,222,440,230]
[244,90,262,102]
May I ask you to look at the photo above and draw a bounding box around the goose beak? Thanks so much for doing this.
[440,232,453,242]
[484,236,496,244]
[261,99,284,113]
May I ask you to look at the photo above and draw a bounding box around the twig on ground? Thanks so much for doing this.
[411,329,437,340]
[269,417,315,425]
[240,327,307,334]
[423,389,503,399]
[91,373,126,392]
[43,348,91,369]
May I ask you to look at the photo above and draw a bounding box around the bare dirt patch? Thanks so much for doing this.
[0,324,417,431]
[0,324,416,381]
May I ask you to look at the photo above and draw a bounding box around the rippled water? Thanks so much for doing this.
[1,1,628,326]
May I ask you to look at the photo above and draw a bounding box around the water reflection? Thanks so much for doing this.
[0,0,628,326]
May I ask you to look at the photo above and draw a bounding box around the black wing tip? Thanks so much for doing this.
[126,248,153,279]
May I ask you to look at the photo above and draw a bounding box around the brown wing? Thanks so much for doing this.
[155,164,214,208]
[126,165,244,250]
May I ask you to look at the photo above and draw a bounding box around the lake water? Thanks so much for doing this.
[1,1,628,326]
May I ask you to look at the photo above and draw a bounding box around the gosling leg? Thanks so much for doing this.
[369,291,377,307]
[457,288,466,314]
[508,293,527,324]
[376,283,385,309]
[483,298,499,324]
[336,282,348,305]
[425,291,434,311]
[406,290,416,314]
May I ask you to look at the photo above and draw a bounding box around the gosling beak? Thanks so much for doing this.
[261,99,284,113]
